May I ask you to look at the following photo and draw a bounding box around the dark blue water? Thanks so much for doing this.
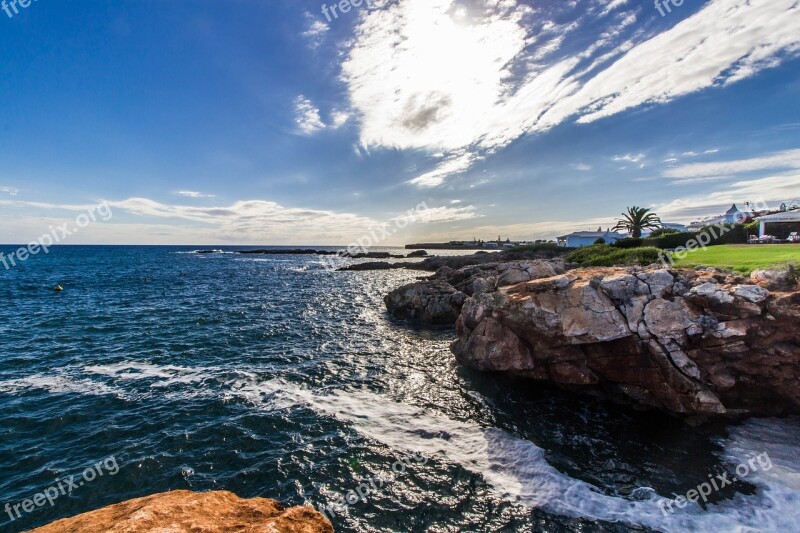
[1,246,798,532]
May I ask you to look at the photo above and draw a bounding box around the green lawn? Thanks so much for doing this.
[671,244,800,274]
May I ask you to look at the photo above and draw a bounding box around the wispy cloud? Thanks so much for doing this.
[0,196,478,244]
[409,151,481,188]
[294,95,326,135]
[330,110,350,129]
[341,0,800,187]
[294,95,349,135]
[175,191,216,199]
[408,204,481,223]
[664,148,800,181]
[657,171,800,220]
[613,153,645,163]
[0,186,18,196]
[302,12,329,48]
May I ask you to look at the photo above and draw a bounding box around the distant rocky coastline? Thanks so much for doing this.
[383,253,800,419]
[235,249,419,259]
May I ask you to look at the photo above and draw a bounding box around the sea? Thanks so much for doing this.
[0,246,798,532]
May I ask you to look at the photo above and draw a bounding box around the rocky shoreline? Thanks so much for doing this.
[384,253,800,419]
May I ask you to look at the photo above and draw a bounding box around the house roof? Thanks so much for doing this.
[725,204,741,215]
[757,210,800,222]
[558,231,624,238]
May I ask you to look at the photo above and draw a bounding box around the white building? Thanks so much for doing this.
[756,210,800,237]
[557,231,626,248]
[689,204,750,230]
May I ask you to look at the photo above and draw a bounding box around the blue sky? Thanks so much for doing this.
[1,0,799,245]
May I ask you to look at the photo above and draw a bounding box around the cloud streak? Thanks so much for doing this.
[176,191,216,198]
[663,148,800,181]
[1,196,480,245]
[341,0,800,188]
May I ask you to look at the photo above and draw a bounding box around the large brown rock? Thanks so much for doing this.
[451,266,800,417]
[29,490,334,533]
[384,260,565,325]
[384,280,466,324]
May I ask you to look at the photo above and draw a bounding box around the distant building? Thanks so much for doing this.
[723,204,746,224]
[661,222,690,232]
[689,204,749,229]
[557,231,626,248]
[756,210,800,237]
[642,222,689,236]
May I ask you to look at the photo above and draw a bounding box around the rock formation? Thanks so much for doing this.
[30,490,334,533]
[385,280,467,324]
[385,260,800,417]
[384,260,565,324]
[450,266,799,416]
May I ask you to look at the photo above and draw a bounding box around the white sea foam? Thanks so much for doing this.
[83,362,208,387]
[0,375,126,398]
[5,362,799,532]
[233,377,800,533]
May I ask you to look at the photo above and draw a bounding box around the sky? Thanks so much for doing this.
[0,0,799,245]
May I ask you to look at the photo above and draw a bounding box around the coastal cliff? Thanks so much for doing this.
[386,259,800,417]
[29,490,334,533]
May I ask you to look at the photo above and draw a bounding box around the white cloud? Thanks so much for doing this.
[294,97,350,135]
[302,12,329,48]
[341,0,800,187]
[417,217,618,242]
[664,148,800,181]
[176,191,216,198]
[409,204,481,223]
[294,95,326,135]
[0,186,18,196]
[409,151,481,188]
[599,0,630,17]
[330,110,350,128]
[0,196,480,244]
[612,153,645,163]
[572,163,592,171]
[656,171,800,221]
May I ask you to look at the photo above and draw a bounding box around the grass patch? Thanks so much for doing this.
[567,245,663,267]
[671,244,800,274]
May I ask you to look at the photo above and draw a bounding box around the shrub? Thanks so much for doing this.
[567,245,663,267]
[653,232,701,249]
[613,238,645,249]
[708,224,748,245]
[649,228,682,238]
[594,238,606,245]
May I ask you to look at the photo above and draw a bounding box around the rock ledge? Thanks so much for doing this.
[30,490,334,533]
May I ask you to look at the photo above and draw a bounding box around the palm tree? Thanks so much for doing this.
[612,206,662,238]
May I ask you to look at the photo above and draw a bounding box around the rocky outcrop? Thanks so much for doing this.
[385,280,467,324]
[338,261,402,271]
[412,249,568,272]
[751,267,797,290]
[407,250,429,258]
[30,490,333,533]
[450,266,800,417]
[384,260,566,324]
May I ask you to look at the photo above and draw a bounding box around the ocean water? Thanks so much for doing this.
[0,245,798,532]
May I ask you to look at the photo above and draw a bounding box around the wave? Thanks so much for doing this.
[0,374,127,399]
[4,362,799,532]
